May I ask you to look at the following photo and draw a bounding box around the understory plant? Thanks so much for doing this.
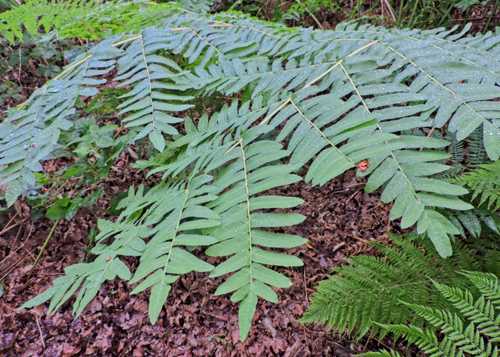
[361,271,500,357]
[301,234,500,339]
[0,0,499,341]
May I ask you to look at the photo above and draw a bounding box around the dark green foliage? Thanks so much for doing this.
[224,0,500,31]
[0,0,182,43]
[455,161,500,212]
[362,271,500,357]
[301,235,499,339]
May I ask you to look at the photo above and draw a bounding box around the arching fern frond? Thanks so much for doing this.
[22,176,221,322]
[433,281,500,340]
[115,28,194,151]
[203,129,306,340]
[128,175,220,323]
[328,22,500,161]
[462,271,500,311]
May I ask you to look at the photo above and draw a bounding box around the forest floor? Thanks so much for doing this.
[0,159,392,355]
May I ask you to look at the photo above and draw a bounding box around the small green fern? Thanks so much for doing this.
[301,235,499,339]
[455,161,500,212]
[362,271,500,357]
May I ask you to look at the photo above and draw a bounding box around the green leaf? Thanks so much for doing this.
[238,292,258,340]
[148,278,171,324]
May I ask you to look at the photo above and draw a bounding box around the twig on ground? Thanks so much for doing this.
[35,316,46,349]
[32,220,60,268]
[331,242,346,254]
[0,213,20,236]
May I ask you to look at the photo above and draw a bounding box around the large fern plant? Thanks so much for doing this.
[1,0,499,340]
[362,271,500,357]
[301,235,499,339]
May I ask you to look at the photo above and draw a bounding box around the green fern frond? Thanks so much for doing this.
[454,161,500,211]
[128,175,219,324]
[467,127,489,167]
[446,209,500,239]
[433,281,500,341]
[462,271,500,312]
[404,302,492,356]
[0,39,122,206]
[115,28,194,152]
[367,272,500,356]
[203,133,306,340]
[301,235,495,339]
[0,0,183,43]
[374,324,444,356]
[7,7,500,340]
[22,176,221,321]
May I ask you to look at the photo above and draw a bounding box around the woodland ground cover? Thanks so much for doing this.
[0,1,499,355]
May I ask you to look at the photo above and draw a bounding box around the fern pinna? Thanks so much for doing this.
[1,0,499,340]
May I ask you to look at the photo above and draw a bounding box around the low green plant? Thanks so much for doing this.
[0,0,187,43]
[361,271,500,356]
[228,0,497,30]
[455,161,500,212]
[301,235,499,339]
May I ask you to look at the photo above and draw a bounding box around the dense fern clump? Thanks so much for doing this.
[301,235,499,339]
[0,0,183,43]
[1,0,500,340]
[363,271,500,357]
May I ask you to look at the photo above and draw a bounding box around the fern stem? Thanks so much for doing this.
[238,139,254,289]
